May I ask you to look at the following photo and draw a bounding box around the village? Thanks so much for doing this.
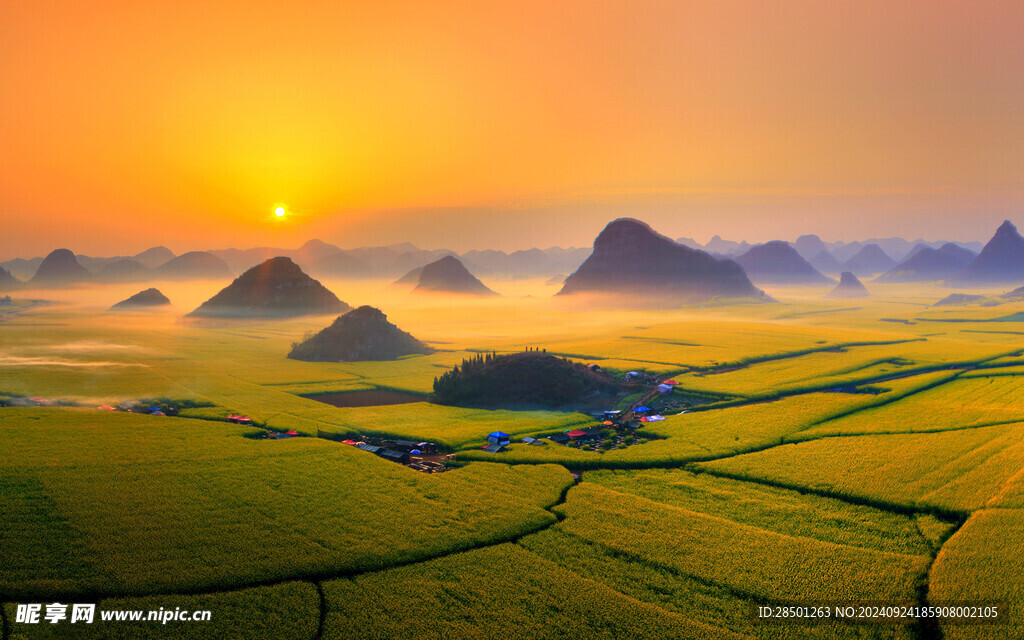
[3,369,701,476]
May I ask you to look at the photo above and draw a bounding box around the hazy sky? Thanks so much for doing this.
[3,1,1024,258]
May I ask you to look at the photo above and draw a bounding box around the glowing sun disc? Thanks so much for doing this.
[274,207,286,217]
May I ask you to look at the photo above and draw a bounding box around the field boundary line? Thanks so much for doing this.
[312,581,326,640]
[797,370,966,430]
[688,338,920,373]
[548,339,918,372]
[783,347,1024,437]
[788,419,1024,443]
[512,540,753,638]
[688,467,971,521]
[572,482,932,562]
[681,365,964,415]
[520,529,773,607]
[917,511,976,640]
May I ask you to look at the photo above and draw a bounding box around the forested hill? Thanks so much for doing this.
[430,350,617,409]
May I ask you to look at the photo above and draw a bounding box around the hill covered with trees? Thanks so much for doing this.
[430,350,618,409]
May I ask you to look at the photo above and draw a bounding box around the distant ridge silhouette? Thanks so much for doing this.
[188,257,349,318]
[558,218,767,301]
[955,220,1024,284]
[29,249,91,286]
[735,241,832,284]
[288,306,433,361]
[111,288,171,309]
[827,272,870,298]
[413,256,497,295]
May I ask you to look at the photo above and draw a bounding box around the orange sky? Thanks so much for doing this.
[3,0,1024,258]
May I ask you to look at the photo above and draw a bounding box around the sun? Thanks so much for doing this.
[274,206,286,217]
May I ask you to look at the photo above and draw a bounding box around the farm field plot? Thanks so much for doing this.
[669,338,1012,398]
[4,581,319,640]
[230,349,474,395]
[583,469,950,555]
[798,374,1024,440]
[258,379,378,396]
[549,483,929,604]
[970,354,1024,370]
[696,423,1024,513]
[929,508,1024,640]
[916,303,1024,324]
[321,543,739,640]
[314,401,592,449]
[540,320,900,371]
[0,408,572,598]
[514,470,947,639]
[519,529,916,640]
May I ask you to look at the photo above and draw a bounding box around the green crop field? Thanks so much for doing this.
[582,469,952,555]
[797,373,1024,440]
[314,402,592,449]
[553,483,929,604]
[666,338,1013,399]
[929,508,1024,639]
[518,469,945,639]
[0,408,572,598]
[3,286,1024,639]
[695,423,1024,514]
[321,544,738,640]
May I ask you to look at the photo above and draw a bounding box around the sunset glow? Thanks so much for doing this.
[3,1,1024,257]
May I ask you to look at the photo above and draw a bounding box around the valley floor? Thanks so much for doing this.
[2,279,1023,639]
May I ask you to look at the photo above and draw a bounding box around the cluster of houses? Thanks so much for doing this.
[95,402,180,416]
[479,403,672,454]
[342,438,449,473]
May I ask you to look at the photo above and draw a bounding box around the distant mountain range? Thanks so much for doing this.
[875,243,977,283]
[1,222,1017,293]
[201,240,590,281]
[682,234,983,265]
[1,240,590,287]
[674,230,995,285]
